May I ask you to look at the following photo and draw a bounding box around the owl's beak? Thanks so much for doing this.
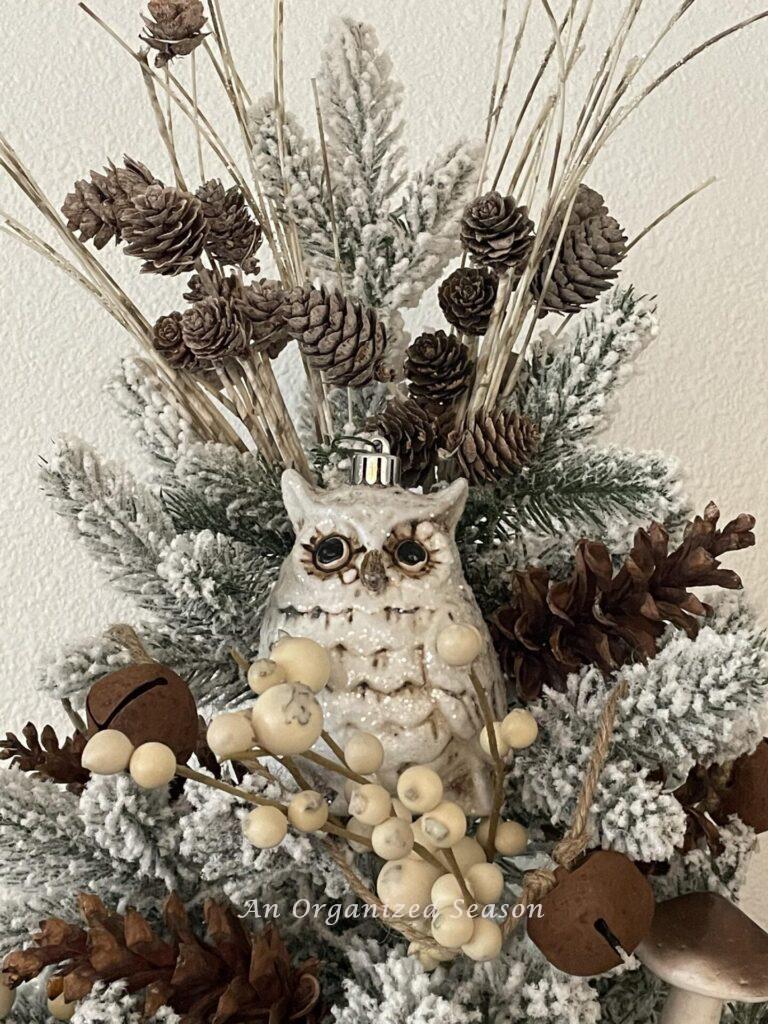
[360,550,387,593]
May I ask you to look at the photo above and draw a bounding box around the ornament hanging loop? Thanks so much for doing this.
[334,434,401,487]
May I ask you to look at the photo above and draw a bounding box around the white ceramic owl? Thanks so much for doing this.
[260,469,507,814]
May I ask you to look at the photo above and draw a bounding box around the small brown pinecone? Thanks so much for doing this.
[181,296,246,362]
[405,330,472,406]
[532,184,626,315]
[365,398,440,487]
[151,311,199,370]
[446,409,539,485]
[236,279,292,359]
[284,286,390,387]
[61,156,158,249]
[183,270,242,304]
[195,179,262,268]
[140,0,207,68]
[460,190,534,273]
[438,267,498,335]
[120,184,207,276]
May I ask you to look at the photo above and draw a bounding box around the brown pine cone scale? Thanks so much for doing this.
[460,190,534,273]
[2,893,322,1024]
[364,398,441,487]
[140,1,208,68]
[181,296,246,363]
[532,184,626,315]
[447,409,539,485]
[284,286,390,387]
[195,179,262,268]
[491,502,756,700]
[121,184,207,276]
[438,267,498,335]
[404,330,472,406]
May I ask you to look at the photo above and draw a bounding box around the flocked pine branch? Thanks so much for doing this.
[249,19,479,311]
[518,285,659,451]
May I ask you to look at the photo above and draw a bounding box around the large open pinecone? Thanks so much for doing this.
[121,184,207,276]
[62,157,159,249]
[3,892,322,1024]
[181,297,246,362]
[195,179,262,269]
[491,502,756,700]
[236,279,291,359]
[532,184,626,315]
[446,409,539,485]
[0,723,89,793]
[438,267,498,335]
[140,1,208,68]
[460,190,535,274]
[365,397,442,487]
[284,286,390,387]
[404,330,472,406]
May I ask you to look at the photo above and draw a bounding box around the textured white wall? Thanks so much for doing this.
[1,1,767,920]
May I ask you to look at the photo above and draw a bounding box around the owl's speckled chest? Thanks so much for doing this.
[260,471,506,813]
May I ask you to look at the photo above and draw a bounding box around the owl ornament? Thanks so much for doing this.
[260,438,506,815]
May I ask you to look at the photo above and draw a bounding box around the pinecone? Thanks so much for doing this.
[490,502,756,700]
[404,331,472,406]
[62,157,158,249]
[140,0,208,68]
[183,270,242,304]
[236,279,292,359]
[460,190,535,273]
[152,311,198,369]
[0,724,89,793]
[284,286,390,387]
[195,179,262,268]
[2,892,322,1024]
[120,184,207,276]
[438,267,498,335]
[365,398,441,487]
[532,184,626,315]
[181,297,246,362]
[446,409,539,485]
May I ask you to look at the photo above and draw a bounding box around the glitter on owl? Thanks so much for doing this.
[260,469,507,814]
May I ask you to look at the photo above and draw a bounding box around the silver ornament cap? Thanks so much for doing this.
[340,435,401,486]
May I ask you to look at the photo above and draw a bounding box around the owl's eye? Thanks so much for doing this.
[314,535,352,572]
[395,539,429,572]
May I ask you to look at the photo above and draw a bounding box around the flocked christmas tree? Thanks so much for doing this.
[1,4,768,1024]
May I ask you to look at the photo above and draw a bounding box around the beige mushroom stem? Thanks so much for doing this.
[637,892,768,1024]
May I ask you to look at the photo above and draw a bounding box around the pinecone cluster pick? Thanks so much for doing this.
[195,179,262,269]
[121,184,207,276]
[0,723,89,792]
[364,398,442,487]
[460,190,535,274]
[491,502,756,700]
[2,892,323,1024]
[445,408,539,485]
[284,286,391,387]
[404,330,472,406]
[532,183,627,315]
[438,266,499,335]
[140,0,208,68]
[62,157,159,250]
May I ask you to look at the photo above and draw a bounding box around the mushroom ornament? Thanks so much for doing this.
[637,892,768,1023]
[259,438,505,814]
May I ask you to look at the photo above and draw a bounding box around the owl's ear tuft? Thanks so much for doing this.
[428,478,468,532]
[281,469,320,530]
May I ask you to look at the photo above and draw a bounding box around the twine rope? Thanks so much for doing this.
[502,678,629,938]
